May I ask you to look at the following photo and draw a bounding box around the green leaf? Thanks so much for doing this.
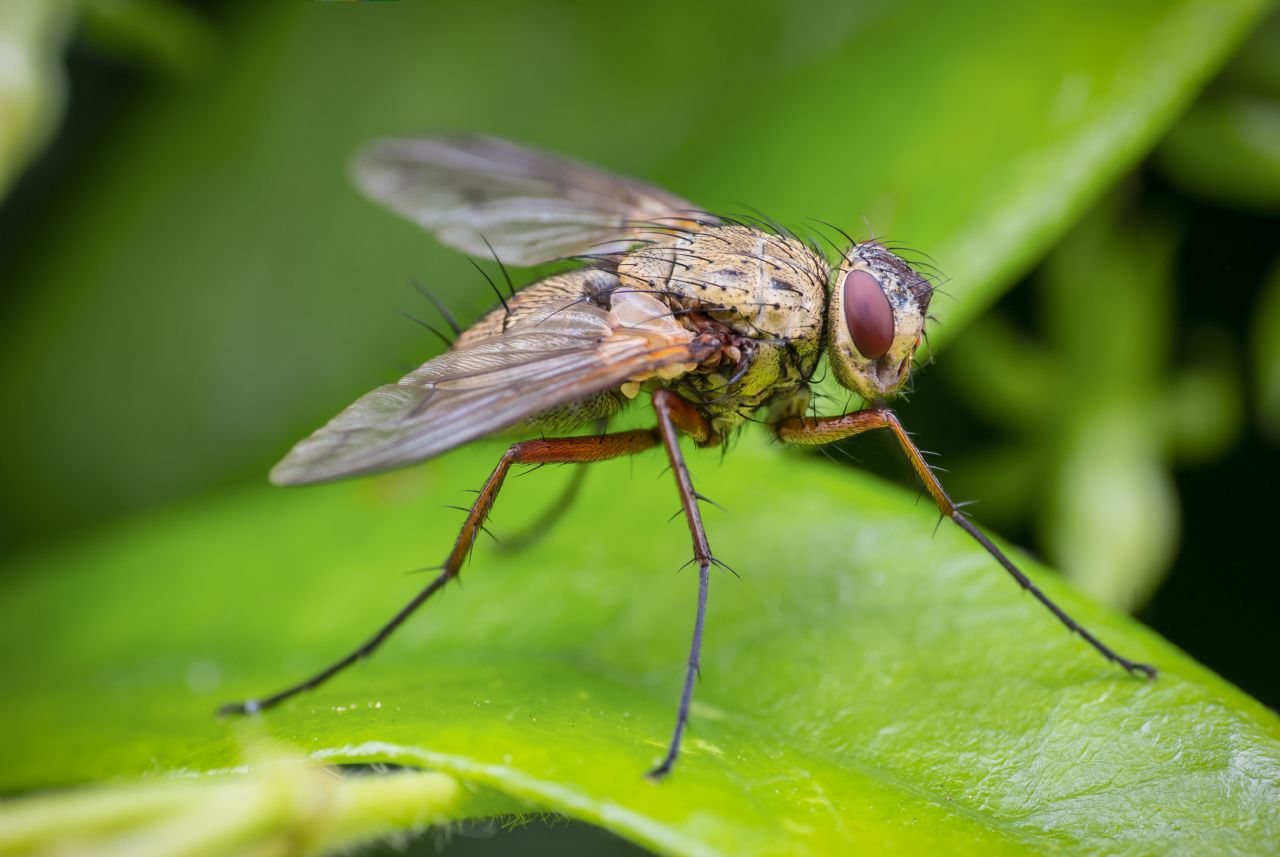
[4,435,1278,855]
[941,199,1244,613]
[1156,93,1280,211]
[1156,8,1280,211]
[0,0,1267,545]
[78,0,218,79]
[0,0,72,197]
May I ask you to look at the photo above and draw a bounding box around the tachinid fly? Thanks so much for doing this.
[220,134,1156,779]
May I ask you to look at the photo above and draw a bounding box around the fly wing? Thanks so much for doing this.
[270,290,706,486]
[351,134,714,265]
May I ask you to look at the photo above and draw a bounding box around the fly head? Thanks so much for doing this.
[825,243,933,401]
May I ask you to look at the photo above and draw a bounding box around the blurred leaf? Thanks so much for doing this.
[0,0,1268,547]
[1041,199,1176,399]
[3,436,1278,856]
[79,0,217,78]
[1163,327,1244,462]
[942,199,1243,611]
[0,0,72,197]
[935,441,1049,531]
[1045,405,1179,611]
[1039,205,1242,609]
[928,314,1056,432]
[1156,93,1280,211]
[1221,4,1280,96]
[0,760,513,857]
[1255,256,1280,441]
[1156,8,1280,211]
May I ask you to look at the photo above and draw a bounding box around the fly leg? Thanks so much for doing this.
[776,407,1156,678]
[497,420,607,554]
[648,388,719,779]
[495,466,588,553]
[218,429,661,716]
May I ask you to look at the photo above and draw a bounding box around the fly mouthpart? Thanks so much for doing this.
[870,354,910,394]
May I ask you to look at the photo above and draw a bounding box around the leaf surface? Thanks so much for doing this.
[3,436,1277,855]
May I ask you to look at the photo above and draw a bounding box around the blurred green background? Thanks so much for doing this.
[1,0,1278,853]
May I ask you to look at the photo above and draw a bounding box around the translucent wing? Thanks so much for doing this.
[271,290,706,486]
[351,133,713,265]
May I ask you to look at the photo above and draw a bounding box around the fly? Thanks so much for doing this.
[219,134,1156,779]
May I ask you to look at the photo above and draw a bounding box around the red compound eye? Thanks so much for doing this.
[842,269,894,359]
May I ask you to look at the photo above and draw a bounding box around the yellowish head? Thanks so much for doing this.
[826,243,934,401]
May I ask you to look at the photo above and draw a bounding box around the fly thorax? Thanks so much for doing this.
[620,225,827,340]
[619,221,829,422]
[618,225,828,408]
